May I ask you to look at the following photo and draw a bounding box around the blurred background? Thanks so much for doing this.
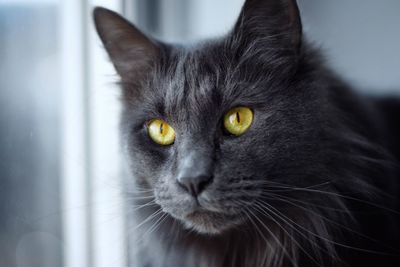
[0,0,399,267]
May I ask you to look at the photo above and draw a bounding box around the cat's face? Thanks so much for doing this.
[120,46,300,234]
[94,0,324,234]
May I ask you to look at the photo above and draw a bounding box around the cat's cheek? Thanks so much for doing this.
[128,156,161,186]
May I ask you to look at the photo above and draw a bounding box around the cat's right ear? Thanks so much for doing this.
[231,0,302,56]
[93,7,159,80]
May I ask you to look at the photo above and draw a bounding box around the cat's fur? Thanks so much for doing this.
[93,0,400,266]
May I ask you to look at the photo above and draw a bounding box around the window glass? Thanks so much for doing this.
[0,1,63,267]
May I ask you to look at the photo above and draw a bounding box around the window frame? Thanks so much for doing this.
[61,1,126,267]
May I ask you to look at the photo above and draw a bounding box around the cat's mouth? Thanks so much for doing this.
[155,188,245,234]
[182,208,243,234]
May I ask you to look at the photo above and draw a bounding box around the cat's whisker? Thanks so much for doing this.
[253,200,337,259]
[285,187,400,215]
[127,199,158,212]
[131,189,154,193]
[170,217,181,243]
[252,201,325,267]
[128,208,163,233]
[240,208,276,266]
[125,191,154,195]
[261,192,353,214]
[261,181,332,191]
[245,206,299,267]
[132,214,166,245]
[256,181,400,215]
[125,195,155,200]
[254,202,353,267]
[261,195,400,254]
[258,196,400,256]
[264,178,397,199]
[142,213,169,239]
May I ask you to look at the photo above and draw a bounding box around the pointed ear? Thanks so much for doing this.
[232,0,302,54]
[93,7,159,80]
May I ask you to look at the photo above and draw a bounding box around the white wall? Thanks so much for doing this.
[300,0,400,94]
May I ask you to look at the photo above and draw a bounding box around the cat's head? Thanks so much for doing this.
[93,0,328,235]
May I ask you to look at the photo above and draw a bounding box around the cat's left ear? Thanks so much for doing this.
[231,0,302,55]
[93,7,160,81]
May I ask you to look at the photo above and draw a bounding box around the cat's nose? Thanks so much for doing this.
[177,147,214,197]
[177,174,213,197]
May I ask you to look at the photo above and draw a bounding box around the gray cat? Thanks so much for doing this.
[93,0,400,266]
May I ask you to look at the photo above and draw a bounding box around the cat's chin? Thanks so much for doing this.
[181,210,243,235]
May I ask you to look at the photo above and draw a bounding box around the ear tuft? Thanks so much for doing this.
[93,7,159,80]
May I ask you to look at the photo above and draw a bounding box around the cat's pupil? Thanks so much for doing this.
[160,123,164,134]
[236,112,241,123]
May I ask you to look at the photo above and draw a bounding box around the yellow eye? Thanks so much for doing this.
[148,119,176,145]
[223,107,253,136]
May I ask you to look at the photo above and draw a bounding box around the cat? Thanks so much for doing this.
[93,0,400,266]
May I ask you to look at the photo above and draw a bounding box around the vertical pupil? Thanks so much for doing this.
[236,112,241,123]
[160,122,164,134]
